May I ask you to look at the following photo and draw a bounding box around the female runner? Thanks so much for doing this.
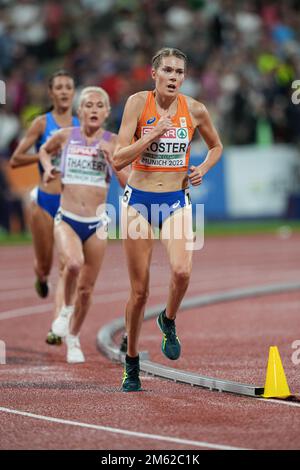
[113,48,223,391]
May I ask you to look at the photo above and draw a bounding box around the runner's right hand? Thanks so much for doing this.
[43,166,56,184]
[152,114,173,138]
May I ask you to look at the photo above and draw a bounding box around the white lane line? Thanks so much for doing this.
[0,272,296,295]
[0,292,133,320]
[0,291,134,320]
[259,398,300,409]
[3,276,297,321]
[0,281,203,321]
[0,304,52,320]
[0,406,247,450]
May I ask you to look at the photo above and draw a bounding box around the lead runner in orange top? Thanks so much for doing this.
[113,47,223,392]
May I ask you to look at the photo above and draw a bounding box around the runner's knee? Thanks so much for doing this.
[172,265,191,285]
[77,284,93,304]
[131,284,149,307]
[65,258,83,276]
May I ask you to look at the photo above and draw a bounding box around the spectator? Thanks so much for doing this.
[0,0,299,143]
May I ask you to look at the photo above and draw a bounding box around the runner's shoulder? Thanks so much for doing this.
[43,127,72,147]
[104,130,118,145]
[27,114,46,134]
[126,91,148,111]
[184,95,206,116]
[57,127,73,139]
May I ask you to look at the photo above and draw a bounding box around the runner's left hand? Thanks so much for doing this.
[188,165,203,186]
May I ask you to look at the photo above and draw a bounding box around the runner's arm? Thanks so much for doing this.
[188,100,223,186]
[39,129,68,183]
[107,135,130,187]
[192,101,223,176]
[10,116,45,168]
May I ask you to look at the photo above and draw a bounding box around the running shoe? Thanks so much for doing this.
[119,333,128,353]
[66,334,85,363]
[52,306,74,337]
[45,330,62,346]
[157,309,181,360]
[35,278,49,298]
[122,356,141,392]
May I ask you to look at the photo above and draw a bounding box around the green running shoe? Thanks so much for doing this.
[122,356,141,392]
[46,330,62,346]
[35,278,49,298]
[157,309,181,360]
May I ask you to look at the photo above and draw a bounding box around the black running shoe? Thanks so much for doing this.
[157,309,181,360]
[122,356,141,392]
[45,330,62,346]
[119,333,128,353]
[35,279,49,298]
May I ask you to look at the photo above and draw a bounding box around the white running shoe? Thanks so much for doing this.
[52,305,74,337]
[66,334,85,364]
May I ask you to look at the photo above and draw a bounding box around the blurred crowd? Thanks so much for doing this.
[1,0,300,230]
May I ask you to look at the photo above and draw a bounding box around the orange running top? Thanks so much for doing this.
[132,91,195,172]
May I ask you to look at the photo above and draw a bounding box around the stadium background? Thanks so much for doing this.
[1,0,300,235]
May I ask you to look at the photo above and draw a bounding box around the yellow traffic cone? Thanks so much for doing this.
[262,346,291,399]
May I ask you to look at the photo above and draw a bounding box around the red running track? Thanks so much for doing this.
[0,233,300,450]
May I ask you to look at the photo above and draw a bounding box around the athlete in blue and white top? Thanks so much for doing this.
[40,86,128,363]
[10,70,79,346]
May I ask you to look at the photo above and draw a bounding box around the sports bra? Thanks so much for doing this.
[60,127,113,188]
[132,91,195,172]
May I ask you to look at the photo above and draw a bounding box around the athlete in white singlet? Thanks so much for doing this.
[40,87,128,363]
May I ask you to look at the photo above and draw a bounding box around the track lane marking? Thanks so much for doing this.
[259,398,300,408]
[0,281,221,320]
[1,279,299,321]
[0,406,247,450]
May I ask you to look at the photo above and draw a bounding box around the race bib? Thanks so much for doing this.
[122,185,132,206]
[140,126,189,169]
[63,144,107,186]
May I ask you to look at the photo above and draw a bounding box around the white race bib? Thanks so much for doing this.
[140,126,189,169]
[62,144,108,187]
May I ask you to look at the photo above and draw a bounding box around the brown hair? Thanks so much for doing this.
[151,48,188,71]
[48,70,75,89]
